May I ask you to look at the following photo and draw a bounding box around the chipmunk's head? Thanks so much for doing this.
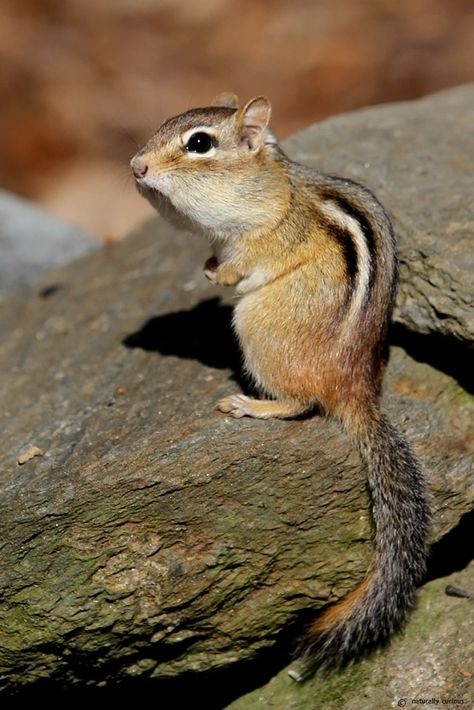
[131,93,289,238]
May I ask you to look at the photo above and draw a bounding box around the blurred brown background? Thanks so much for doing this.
[1,0,473,239]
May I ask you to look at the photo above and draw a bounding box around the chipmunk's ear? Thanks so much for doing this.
[239,96,272,151]
[211,92,239,109]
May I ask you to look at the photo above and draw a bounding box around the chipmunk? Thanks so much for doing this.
[131,92,430,679]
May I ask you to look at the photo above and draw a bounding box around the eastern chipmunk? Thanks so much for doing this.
[131,93,430,679]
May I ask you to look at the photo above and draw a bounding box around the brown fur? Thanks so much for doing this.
[308,578,371,635]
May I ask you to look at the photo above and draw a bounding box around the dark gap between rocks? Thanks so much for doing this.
[1,621,303,710]
[390,323,473,394]
[425,508,474,583]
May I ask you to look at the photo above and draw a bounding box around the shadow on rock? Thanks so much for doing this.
[122,296,249,390]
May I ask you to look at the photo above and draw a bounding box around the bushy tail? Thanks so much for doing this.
[291,413,430,680]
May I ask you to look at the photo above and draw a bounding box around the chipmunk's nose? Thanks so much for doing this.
[131,156,148,179]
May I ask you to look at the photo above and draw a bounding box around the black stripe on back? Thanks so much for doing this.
[327,223,358,296]
[321,192,378,307]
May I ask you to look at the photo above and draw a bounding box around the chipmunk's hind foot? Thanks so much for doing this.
[216,394,307,419]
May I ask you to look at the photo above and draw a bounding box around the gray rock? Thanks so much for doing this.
[0,217,471,699]
[0,87,472,702]
[0,189,96,294]
[285,85,474,344]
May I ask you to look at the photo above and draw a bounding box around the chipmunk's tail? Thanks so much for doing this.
[290,411,430,681]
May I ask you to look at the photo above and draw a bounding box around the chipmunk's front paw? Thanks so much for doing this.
[216,394,255,418]
[204,260,242,287]
[204,256,218,283]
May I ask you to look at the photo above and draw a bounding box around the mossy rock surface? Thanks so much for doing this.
[229,561,474,709]
[0,85,472,705]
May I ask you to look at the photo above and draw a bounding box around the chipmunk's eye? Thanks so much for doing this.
[185,131,215,154]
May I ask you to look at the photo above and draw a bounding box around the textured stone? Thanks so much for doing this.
[0,87,472,703]
[229,559,474,710]
[285,85,474,344]
[0,217,472,700]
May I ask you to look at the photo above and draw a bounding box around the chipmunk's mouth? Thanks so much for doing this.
[134,166,172,197]
[135,178,177,216]
[134,176,164,197]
